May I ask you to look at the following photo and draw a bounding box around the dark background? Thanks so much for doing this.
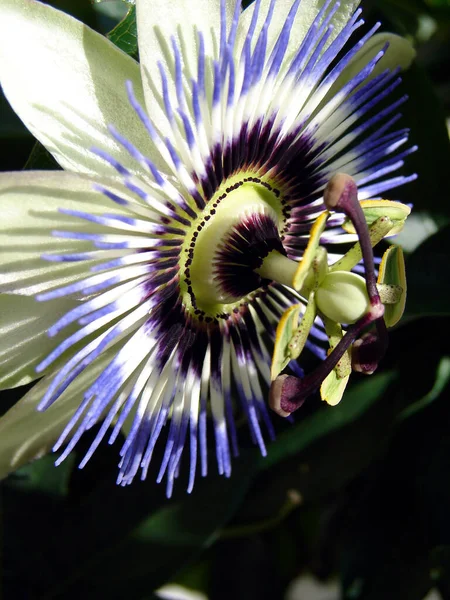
[1,1,450,599]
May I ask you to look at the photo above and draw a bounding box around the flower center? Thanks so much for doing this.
[180,175,288,318]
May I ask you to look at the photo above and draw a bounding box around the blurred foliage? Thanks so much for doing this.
[1,0,450,599]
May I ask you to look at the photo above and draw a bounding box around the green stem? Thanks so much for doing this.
[220,490,302,539]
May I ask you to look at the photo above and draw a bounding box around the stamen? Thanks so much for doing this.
[270,302,384,417]
[269,174,397,416]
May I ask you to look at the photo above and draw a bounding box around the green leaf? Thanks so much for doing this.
[228,371,401,533]
[49,460,257,598]
[0,91,31,138]
[405,225,450,316]
[107,4,138,58]
[397,356,450,421]
[7,454,75,497]
[430,546,450,592]
[337,363,450,600]
[4,444,258,599]
[24,140,59,170]
[425,0,450,10]
[261,370,397,471]
[92,0,130,22]
[400,63,450,223]
[378,0,433,39]
[393,211,440,253]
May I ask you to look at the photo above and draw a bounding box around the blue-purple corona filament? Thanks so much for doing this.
[35,0,416,496]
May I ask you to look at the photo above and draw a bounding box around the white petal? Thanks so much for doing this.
[0,351,113,480]
[236,0,360,63]
[136,0,234,135]
[286,574,339,600]
[0,0,154,176]
[0,170,134,295]
[0,294,77,389]
[156,584,208,600]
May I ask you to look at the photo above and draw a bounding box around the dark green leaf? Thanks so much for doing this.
[378,0,432,39]
[0,92,31,139]
[400,63,450,222]
[405,225,450,316]
[335,358,450,600]
[7,454,74,497]
[24,141,59,171]
[79,463,256,598]
[397,356,450,420]
[260,371,397,472]
[107,4,138,59]
[4,441,258,600]
[225,372,400,528]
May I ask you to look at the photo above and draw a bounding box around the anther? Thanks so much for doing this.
[269,308,383,416]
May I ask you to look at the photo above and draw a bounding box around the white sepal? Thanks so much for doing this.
[0,0,156,176]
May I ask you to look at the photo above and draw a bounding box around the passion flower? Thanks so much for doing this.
[0,0,415,495]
